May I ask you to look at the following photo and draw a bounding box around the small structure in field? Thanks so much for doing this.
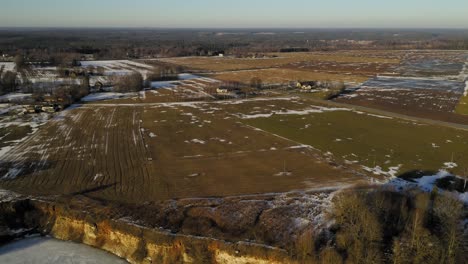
[41,106,55,113]
[216,81,242,95]
[296,81,317,90]
[216,87,229,94]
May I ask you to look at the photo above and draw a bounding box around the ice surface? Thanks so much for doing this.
[0,237,128,264]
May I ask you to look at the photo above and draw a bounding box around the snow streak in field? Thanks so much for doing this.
[237,106,350,119]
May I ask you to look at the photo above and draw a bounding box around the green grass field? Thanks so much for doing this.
[243,110,468,176]
[455,95,468,115]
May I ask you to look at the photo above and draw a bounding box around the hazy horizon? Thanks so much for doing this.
[2,0,468,29]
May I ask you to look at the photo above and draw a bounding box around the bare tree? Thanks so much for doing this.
[14,55,25,71]
[432,195,464,264]
[114,72,143,93]
[331,192,383,264]
[0,71,18,94]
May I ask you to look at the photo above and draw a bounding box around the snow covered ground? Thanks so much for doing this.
[150,74,220,89]
[80,60,154,78]
[0,237,128,264]
[361,76,465,93]
[237,106,350,119]
[459,62,468,82]
[463,80,468,97]
[0,62,15,74]
[0,113,51,160]
[0,93,32,103]
[0,104,22,115]
[81,92,138,102]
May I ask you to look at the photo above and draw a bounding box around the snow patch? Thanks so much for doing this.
[188,139,205,144]
[93,173,103,181]
[443,162,458,169]
[81,92,137,102]
[362,164,402,178]
[238,106,349,119]
[0,93,32,103]
[0,237,127,264]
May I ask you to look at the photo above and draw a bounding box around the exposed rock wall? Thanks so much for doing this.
[0,198,296,264]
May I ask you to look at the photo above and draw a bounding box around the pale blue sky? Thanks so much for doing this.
[1,0,467,28]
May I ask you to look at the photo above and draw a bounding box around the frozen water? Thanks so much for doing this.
[0,237,128,264]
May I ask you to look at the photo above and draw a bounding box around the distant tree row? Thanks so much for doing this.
[3,30,468,61]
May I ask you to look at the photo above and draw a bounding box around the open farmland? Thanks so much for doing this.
[0,97,366,202]
[336,77,465,115]
[87,74,221,104]
[157,51,401,85]
[393,50,468,77]
[159,52,399,72]
[241,105,468,176]
[456,91,468,115]
[2,50,468,203]
[211,68,369,85]
[3,94,468,203]
[80,60,155,78]
[334,51,468,124]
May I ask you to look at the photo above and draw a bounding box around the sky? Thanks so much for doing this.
[1,0,468,29]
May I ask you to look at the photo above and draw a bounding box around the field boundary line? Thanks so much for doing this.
[298,95,468,132]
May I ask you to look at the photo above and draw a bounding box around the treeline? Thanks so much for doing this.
[2,29,468,61]
[294,188,467,264]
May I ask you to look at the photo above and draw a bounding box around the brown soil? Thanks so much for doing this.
[0,99,362,204]
[335,89,468,125]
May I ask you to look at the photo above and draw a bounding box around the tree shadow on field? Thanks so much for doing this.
[396,170,437,182]
[395,169,468,193]
[0,160,57,181]
[70,182,117,196]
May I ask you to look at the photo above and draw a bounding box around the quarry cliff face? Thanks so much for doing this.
[0,193,313,264]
